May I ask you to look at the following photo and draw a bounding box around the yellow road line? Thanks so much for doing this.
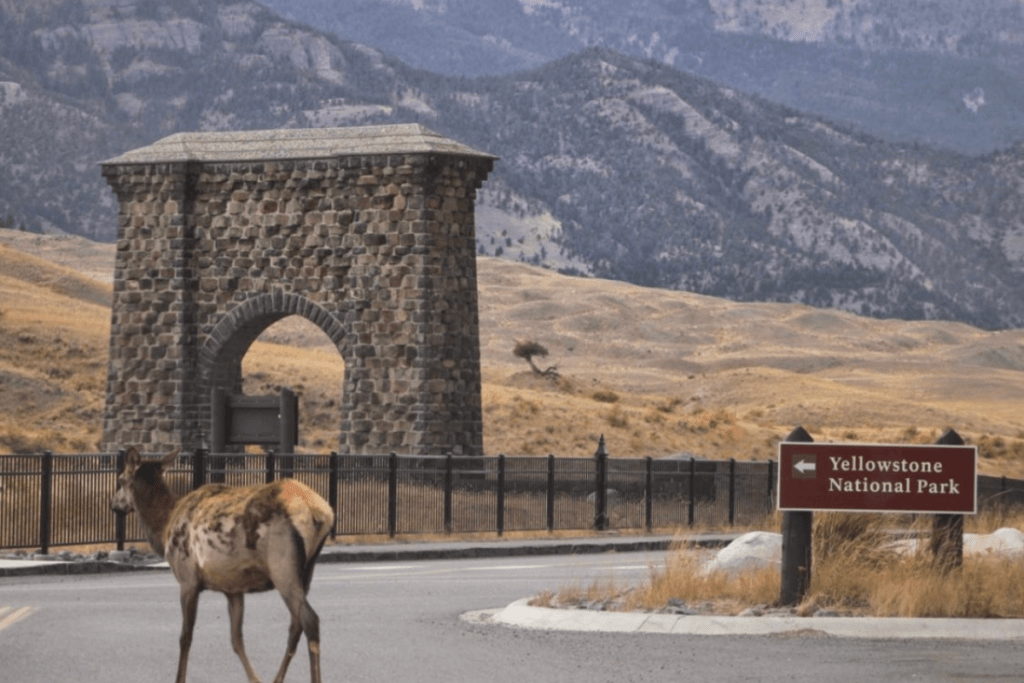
[0,606,36,632]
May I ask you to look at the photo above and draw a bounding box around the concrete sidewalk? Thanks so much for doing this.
[315,533,709,563]
[0,533,726,577]
[472,598,1024,641]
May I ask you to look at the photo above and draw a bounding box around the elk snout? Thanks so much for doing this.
[110,486,135,514]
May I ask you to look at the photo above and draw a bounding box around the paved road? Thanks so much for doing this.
[3,552,1024,682]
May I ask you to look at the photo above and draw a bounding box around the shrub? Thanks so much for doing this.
[592,390,619,403]
[605,406,628,429]
[513,340,560,379]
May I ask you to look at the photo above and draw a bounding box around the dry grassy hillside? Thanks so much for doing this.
[3,230,1024,476]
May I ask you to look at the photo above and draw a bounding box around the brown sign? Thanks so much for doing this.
[778,442,977,514]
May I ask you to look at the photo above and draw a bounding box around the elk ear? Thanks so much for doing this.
[159,447,181,468]
[126,447,142,468]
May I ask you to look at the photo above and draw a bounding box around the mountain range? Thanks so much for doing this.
[1,0,1024,329]
[262,0,1024,155]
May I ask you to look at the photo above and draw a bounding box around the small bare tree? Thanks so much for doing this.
[513,340,560,379]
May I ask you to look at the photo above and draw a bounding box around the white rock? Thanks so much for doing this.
[702,527,1024,578]
[703,531,781,575]
[886,527,1024,559]
[964,527,1024,558]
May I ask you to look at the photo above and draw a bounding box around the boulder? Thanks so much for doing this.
[964,527,1024,558]
[703,531,782,575]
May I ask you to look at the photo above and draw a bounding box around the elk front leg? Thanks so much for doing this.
[228,593,263,683]
[176,586,199,683]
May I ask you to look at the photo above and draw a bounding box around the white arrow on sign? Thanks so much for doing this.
[794,459,816,475]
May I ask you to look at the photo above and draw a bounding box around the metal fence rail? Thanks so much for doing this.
[0,447,1019,553]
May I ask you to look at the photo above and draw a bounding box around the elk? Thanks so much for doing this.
[110,446,334,683]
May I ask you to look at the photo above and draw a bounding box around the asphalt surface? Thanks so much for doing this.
[5,551,1024,683]
[4,533,1024,642]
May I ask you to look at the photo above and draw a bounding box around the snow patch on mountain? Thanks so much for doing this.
[258,27,347,85]
[77,19,204,54]
[0,82,27,107]
[217,3,260,37]
[709,0,841,42]
[519,0,564,16]
[963,87,986,114]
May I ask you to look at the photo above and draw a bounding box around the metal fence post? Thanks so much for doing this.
[594,435,609,531]
[39,450,53,555]
[496,454,506,536]
[767,459,775,512]
[644,456,653,532]
[387,452,398,538]
[192,447,207,490]
[728,458,737,526]
[115,449,127,551]
[546,454,556,533]
[329,452,339,540]
[443,454,453,534]
[687,456,696,527]
[265,449,276,484]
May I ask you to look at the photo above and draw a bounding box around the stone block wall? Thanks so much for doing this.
[101,135,493,456]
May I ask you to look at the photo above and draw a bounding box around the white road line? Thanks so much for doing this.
[460,564,655,572]
[0,606,36,633]
[339,565,417,572]
[463,564,552,571]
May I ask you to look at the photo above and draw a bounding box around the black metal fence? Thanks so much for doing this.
[3,444,1024,553]
[1,443,778,552]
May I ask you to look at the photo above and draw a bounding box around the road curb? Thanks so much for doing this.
[0,560,167,578]
[484,598,1024,640]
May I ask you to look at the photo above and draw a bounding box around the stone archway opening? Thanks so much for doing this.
[201,292,349,455]
[241,316,346,453]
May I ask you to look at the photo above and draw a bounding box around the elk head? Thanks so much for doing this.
[110,446,180,514]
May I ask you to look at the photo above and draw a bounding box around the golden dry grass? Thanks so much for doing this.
[542,513,1024,618]
[800,513,1024,618]
[0,237,110,453]
[4,231,1024,479]
[620,551,780,614]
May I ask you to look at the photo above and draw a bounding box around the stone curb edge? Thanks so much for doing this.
[479,598,1024,640]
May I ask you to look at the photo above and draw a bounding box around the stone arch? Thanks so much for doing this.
[99,124,495,455]
[199,292,347,428]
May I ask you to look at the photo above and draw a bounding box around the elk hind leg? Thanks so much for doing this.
[228,593,263,683]
[269,528,322,683]
[271,592,320,683]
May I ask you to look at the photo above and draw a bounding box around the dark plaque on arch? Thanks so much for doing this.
[212,387,297,452]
